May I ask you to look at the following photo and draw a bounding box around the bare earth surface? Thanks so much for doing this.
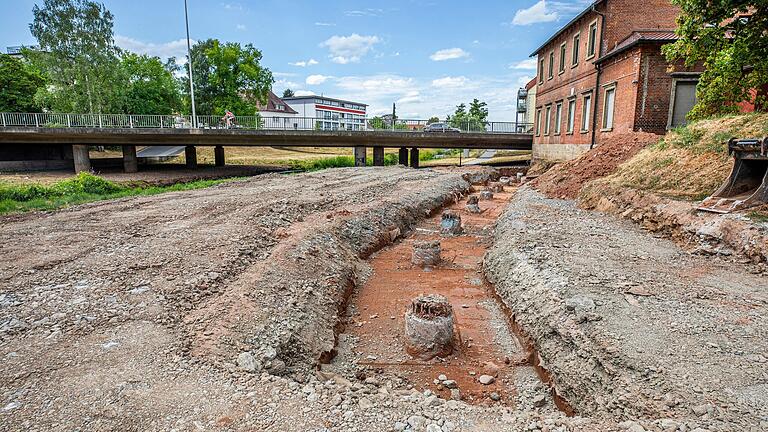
[0,167,590,432]
[486,188,768,432]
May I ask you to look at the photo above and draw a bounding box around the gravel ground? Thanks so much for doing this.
[485,187,768,432]
[0,167,600,431]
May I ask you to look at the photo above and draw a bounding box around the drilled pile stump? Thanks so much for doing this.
[412,240,441,267]
[405,294,455,360]
[440,210,463,236]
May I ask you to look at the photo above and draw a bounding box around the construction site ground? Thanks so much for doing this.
[1,166,766,431]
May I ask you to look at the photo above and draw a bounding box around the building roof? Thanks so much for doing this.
[257,91,298,114]
[595,30,678,63]
[525,77,538,91]
[283,95,368,107]
[529,0,602,57]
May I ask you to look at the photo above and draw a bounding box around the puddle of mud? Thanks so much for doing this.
[332,186,560,409]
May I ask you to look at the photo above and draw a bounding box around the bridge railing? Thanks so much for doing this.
[0,112,533,134]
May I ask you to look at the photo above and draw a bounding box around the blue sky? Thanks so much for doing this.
[1,0,592,120]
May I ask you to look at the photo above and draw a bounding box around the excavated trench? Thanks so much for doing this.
[328,180,574,413]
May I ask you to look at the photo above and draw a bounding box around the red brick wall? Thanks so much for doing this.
[594,47,641,141]
[602,0,679,55]
[633,45,675,134]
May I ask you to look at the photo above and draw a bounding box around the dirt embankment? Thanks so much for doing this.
[485,188,768,431]
[0,167,472,430]
[530,115,768,265]
[530,133,659,200]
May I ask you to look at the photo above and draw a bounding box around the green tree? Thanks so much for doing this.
[282,88,295,98]
[663,1,768,118]
[184,39,274,115]
[369,116,386,129]
[121,53,182,115]
[447,100,489,131]
[0,54,46,112]
[427,116,440,124]
[29,0,126,113]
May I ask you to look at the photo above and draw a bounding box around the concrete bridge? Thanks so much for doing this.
[0,113,533,172]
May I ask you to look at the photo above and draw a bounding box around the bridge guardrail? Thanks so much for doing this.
[0,113,533,135]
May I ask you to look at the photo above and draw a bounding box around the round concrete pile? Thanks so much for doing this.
[405,294,455,360]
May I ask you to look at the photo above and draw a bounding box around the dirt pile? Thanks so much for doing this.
[485,188,768,430]
[530,132,659,199]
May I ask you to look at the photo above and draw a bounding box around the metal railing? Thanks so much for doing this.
[0,112,533,134]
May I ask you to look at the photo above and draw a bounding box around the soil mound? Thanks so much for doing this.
[531,132,659,199]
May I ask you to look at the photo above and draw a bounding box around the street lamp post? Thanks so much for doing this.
[184,0,197,128]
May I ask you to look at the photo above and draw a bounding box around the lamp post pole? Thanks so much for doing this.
[184,0,197,128]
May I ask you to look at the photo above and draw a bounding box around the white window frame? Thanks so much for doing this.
[581,93,592,132]
[602,84,616,131]
[535,108,542,136]
[544,105,552,135]
[548,51,555,80]
[559,42,567,74]
[539,59,545,84]
[554,101,563,135]
[566,98,576,134]
[572,32,581,67]
[587,20,599,59]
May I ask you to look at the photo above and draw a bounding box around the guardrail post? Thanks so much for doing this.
[2,113,7,127]
[129,115,134,128]
[35,113,39,127]
[66,114,71,128]
[98,114,103,128]
[160,117,164,129]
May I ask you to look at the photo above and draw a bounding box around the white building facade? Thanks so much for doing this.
[283,96,367,131]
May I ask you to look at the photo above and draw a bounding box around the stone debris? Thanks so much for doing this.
[466,195,482,214]
[439,210,463,236]
[405,295,455,360]
[480,190,494,200]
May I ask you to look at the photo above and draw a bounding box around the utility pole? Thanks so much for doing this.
[184,0,197,128]
[392,103,396,131]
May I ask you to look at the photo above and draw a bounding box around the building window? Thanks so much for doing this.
[572,33,580,66]
[587,21,598,58]
[581,94,592,132]
[548,51,554,79]
[544,105,552,135]
[559,43,566,74]
[554,102,562,135]
[567,98,576,133]
[602,85,616,130]
[539,59,545,84]
[535,108,542,136]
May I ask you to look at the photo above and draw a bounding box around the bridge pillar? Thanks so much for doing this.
[214,145,225,167]
[373,147,385,166]
[122,145,138,173]
[185,146,198,169]
[72,145,91,173]
[354,146,367,167]
[398,147,409,166]
[410,148,419,169]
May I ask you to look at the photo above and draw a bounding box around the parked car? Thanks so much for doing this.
[424,122,461,133]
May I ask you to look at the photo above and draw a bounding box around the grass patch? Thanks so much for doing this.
[0,172,237,214]
[747,210,768,223]
[285,153,401,171]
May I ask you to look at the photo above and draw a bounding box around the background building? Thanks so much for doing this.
[529,0,690,161]
[256,91,299,129]
[283,95,367,131]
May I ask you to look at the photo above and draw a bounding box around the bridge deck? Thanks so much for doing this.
[0,127,533,150]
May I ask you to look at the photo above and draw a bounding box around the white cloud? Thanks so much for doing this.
[290,59,319,67]
[510,59,538,69]
[397,91,422,104]
[236,24,247,31]
[512,1,558,25]
[431,76,469,88]
[320,34,381,64]
[429,48,469,62]
[115,35,191,62]
[306,74,332,85]
[222,3,244,11]
[294,90,315,97]
[344,9,384,17]
[314,22,336,26]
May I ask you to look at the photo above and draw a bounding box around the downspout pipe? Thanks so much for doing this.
[590,4,606,149]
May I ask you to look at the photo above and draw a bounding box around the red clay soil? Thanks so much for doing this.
[531,132,659,199]
[347,188,529,406]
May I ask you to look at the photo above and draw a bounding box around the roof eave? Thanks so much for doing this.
[594,37,677,64]
[529,0,603,58]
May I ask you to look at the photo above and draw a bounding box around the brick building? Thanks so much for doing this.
[530,0,703,161]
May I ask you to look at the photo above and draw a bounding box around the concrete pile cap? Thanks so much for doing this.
[467,195,479,205]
